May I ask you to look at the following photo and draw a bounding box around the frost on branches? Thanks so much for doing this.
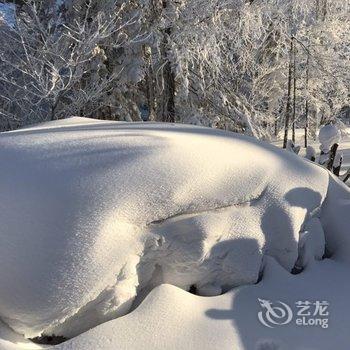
[0,0,149,127]
[0,0,349,143]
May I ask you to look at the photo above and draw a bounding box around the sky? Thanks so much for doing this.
[0,2,15,26]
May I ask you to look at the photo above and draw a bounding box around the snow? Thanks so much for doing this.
[53,257,350,350]
[318,124,342,153]
[0,118,350,349]
[274,126,350,181]
[334,151,343,168]
[286,140,301,155]
[305,146,316,161]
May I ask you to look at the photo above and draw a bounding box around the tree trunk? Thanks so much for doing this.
[292,40,297,143]
[144,45,156,121]
[304,51,310,148]
[326,143,339,171]
[274,116,278,137]
[283,38,294,149]
[316,0,328,21]
[161,0,176,123]
[333,158,342,177]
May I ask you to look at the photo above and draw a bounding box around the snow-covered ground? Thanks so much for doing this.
[0,118,350,350]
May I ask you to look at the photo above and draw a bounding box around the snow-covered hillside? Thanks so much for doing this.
[0,118,350,350]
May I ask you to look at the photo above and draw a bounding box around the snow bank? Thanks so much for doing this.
[55,257,350,350]
[0,117,330,339]
[320,175,350,261]
[56,181,350,350]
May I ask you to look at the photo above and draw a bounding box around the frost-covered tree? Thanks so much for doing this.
[0,0,148,128]
[0,0,348,138]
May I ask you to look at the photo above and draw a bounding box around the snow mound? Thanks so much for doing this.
[0,118,329,338]
[57,251,350,349]
[319,124,341,152]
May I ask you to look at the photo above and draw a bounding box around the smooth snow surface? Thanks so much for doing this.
[1,118,350,350]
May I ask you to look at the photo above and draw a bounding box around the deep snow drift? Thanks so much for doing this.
[0,118,350,350]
